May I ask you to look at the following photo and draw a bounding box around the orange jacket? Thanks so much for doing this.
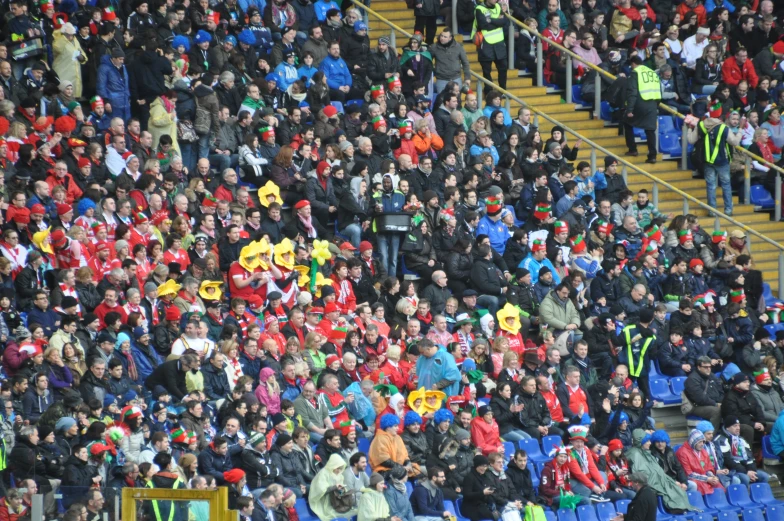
[412,130,444,155]
[676,3,706,26]
[394,138,420,165]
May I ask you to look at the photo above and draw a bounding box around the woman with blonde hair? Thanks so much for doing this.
[467,338,495,375]
[302,330,327,377]
[221,340,244,388]
[179,453,198,484]
[490,336,510,378]
[43,345,74,399]
[61,342,86,382]
[256,367,282,414]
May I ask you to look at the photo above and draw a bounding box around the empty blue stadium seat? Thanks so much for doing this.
[519,438,549,463]
[688,491,719,516]
[743,509,765,521]
[659,116,676,133]
[577,505,599,521]
[767,505,784,521]
[750,185,776,209]
[706,490,743,513]
[650,360,663,378]
[600,101,613,121]
[445,500,469,521]
[750,483,784,506]
[545,511,557,521]
[634,127,646,140]
[659,132,683,157]
[729,484,760,509]
[558,509,579,521]
[615,501,631,515]
[357,437,370,455]
[595,502,617,521]
[528,462,540,488]
[535,460,548,477]
[719,512,742,521]
[650,378,680,404]
[694,514,716,521]
[670,376,687,396]
[295,499,318,521]
[542,435,562,456]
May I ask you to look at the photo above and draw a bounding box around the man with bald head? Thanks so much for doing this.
[420,270,451,315]
[618,283,653,322]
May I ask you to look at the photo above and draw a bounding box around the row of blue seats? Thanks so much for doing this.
[304,482,784,521]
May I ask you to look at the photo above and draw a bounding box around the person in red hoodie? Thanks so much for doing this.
[470,405,503,456]
[722,47,759,88]
[567,425,615,502]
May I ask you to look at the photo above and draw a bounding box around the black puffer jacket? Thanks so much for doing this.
[9,435,52,491]
[62,455,98,505]
[241,446,281,490]
[505,459,537,504]
[490,395,523,435]
[401,429,429,465]
[445,250,473,283]
[367,49,399,84]
[269,444,306,489]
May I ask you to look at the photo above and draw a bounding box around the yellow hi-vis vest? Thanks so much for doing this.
[635,65,662,101]
[699,120,731,164]
[146,478,183,521]
[471,3,504,45]
[623,324,654,377]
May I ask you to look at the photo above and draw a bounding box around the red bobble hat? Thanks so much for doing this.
[165,306,182,322]
[56,203,73,216]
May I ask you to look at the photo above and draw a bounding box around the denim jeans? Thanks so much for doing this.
[477,294,504,316]
[501,429,532,441]
[340,223,362,248]
[704,162,733,215]
[435,78,462,94]
[180,142,196,173]
[733,470,770,485]
[210,153,238,172]
[198,133,211,160]
[377,233,401,278]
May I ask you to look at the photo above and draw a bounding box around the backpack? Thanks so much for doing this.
[194,100,212,136]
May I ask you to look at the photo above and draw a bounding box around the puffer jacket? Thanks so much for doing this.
[202,362,232,401]
[62,455,98,505]
[120,428,146,464]
[241,446,281,489]
[722,388,765,427]
[401,429,429,465]
[751,384,784,423]
[445,250,473,283]
[269,444,306,489]
[96,55,130,111]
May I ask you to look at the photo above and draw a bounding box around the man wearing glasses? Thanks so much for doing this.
[683,355,725,431]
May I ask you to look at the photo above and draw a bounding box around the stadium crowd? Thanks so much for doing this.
[0,0,783,520]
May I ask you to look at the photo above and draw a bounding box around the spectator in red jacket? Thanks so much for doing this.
[722,47,759,88]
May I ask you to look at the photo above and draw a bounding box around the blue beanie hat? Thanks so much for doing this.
[434,408,454,425]
[641,433,653,446]
[696,421,715,434]
[265,72,280,84]
[103,393,116,408]
[404,411,422,427]
[55,416,77,433]
[172,35,191,52]
[379,413,400,430]
[194,30,212,44]
[239,29,256,45]
[225,35,237,47]
[650,430,670,445]
[123,389,138,404]
[77,198,96,216]
[354,21,367,32]
[115,332,131,350]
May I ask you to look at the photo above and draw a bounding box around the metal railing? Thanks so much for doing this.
[360,0,784,296]
[478,8,784,221]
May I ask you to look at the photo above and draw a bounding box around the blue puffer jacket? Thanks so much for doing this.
[96,54,130,110]
[318,55,352,90]
[770,408,784,456]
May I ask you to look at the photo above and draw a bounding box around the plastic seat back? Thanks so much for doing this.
[767,505,784,521]
[577,505,598,521]
[670,376,687,396]
[729,484,757,508]
[542,435,562,456]
[750,483,775,504]
[558,509,578,521]
[719,513,742,521]
[615,501,631,515]
[595,502,616,521]
[743,509,765,521]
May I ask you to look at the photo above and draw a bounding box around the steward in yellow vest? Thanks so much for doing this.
[472,0,510,89]
[616,307,657,401]
[623,56,661,164]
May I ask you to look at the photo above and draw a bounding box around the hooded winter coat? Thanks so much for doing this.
[269,443,305,489]
[62,455,98,506]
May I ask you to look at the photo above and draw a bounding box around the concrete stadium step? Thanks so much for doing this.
[364,4,784,293]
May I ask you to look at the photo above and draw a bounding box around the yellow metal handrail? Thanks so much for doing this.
[357,0,784,255]
[500,12,784,181]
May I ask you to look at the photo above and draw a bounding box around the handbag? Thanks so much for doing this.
[328,487,356,514]
[177,120,199,143]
